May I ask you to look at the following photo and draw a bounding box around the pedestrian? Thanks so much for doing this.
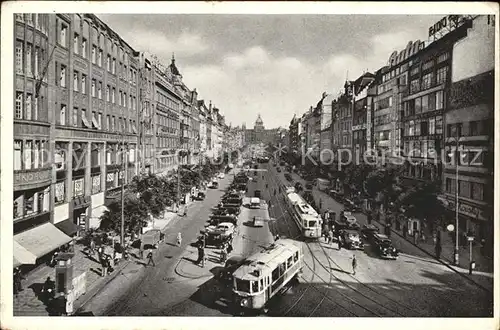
[480,238,486,256]
[146,249,155,267]
[183,206,188,217]
[269,200,272,208]
[13,268,23,295]
[352,255,357,275]
[403,223,408,239]
[414,231,419,245]
[323,224,329,243]
[327,229,333,245]
[421,230,426,243]
[177,233,182,247]
[220,244,228,263]
[435,243,442,260]
[275,234,280,241]
[337,233,342,250]
[101,258,108,277]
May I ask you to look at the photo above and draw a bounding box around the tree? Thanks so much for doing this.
[99,194,149,236]
[397,180,446,229]
[343,163,374,197]
[129,173,173,218]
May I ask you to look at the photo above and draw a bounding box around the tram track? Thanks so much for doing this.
[265,164,359,317]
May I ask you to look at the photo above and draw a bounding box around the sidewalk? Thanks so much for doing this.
[13,240,138,316]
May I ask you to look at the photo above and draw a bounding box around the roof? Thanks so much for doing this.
[233,239,302,281]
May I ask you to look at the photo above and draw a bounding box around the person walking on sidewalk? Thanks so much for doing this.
[197,245,206,268]
[351,255,357,275]
[101,258,108,277]
[183,206,188,217]
[146,249,155,267]
[177,233,183,247]
[435,243,442,260]
[414,231,419,245]
[13,267,23,295]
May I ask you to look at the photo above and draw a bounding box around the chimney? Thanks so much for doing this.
[209,100,212,111]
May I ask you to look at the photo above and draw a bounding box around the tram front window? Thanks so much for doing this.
[308,220,316,228]
[236,278,250,293]
[251,281,258,293]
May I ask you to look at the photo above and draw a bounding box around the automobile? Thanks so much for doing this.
[215,222,236,237]
[254,190,262,198]
[218,173,225,179]
[253,164,259,170]
[339,229,364,250]
[343,198,361,212]
[360,224,379,241]
[284,173,293,182]
[302,191,314,205]
[213,206,240,216]
[217,255,246,283]
[276,167,282,173]
[195,191,206,200]
[305,182,314,191]
[222,198,242,206]
[253,216,265,227]
[294,182,303,192]
[341,212,360,230]
[250,197,261,209]
[202,225,234,248]
[209,214,238,226]
[372,233,399,259]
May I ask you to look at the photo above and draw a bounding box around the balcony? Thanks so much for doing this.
[14,167,52,191]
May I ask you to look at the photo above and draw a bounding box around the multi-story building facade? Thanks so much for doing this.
[400,17,474,185]
[351,73,375,162]
[197,100,208,160]
[153,60,181,176]
[137,52,155,174]
[14,13,142,265]
[318,93,334,164]
[288,115,300,154]
[338,83,353,153]
[442,15,494,248]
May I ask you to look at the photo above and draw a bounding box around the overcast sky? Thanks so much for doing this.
[98,14,442,129]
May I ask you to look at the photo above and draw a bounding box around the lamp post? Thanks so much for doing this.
[448,127,464,266]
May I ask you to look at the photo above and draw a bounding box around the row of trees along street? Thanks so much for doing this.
[98,156,229,240]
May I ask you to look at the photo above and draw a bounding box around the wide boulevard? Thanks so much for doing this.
[83,163,492,317]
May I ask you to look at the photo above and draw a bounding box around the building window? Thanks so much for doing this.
[91,45,97,64]
[112,87,116,103]
[14,140,22,170]
[73,107,78,127]
[81,74,87,94]
[98,49,103,67]
[25,93,32,120]
[422,72,433,90]
[436,66,448,85]
[458,180,471,199]
[34,47,39,77]
[421,95,429,113]
[82,38,87,58]
[26,44,32,75]
[33,141,40,169]
[471,182,484,201]
[415,97,422,114]
[435,116,443,134]
[107,55,111,71]
[24,141,32,170]
[437,52,449,63]
[91,79,96,97]
[106,85,110,102]
[16,41,23,74]
[106,115,110,130]
[55,180,66,204]
[435,90,444,110]
[60,64,66,87]
[15,92,23,119]
[33,97,38,120]
[59,22,67,47]
[112,58,116,74]
[410,79,419,94]
[92,174,101,194]
[73,177,84,198]
[59,104,66,125]
[73,33,79,54]
[98,81,102,99]
[73,71,79,92]
[423,59,434,71]
[429,117,436,135]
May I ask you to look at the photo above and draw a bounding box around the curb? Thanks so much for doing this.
[73,257,134,314]
[365,212,493,293]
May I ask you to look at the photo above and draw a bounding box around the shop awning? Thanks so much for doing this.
[14,223,72,259]
[13,240,37,268]
[55,219,79,236]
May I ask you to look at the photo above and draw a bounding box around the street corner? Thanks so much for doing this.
[174,246,224,281]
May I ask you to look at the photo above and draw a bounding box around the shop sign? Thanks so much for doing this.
[14,168,51,187]
[446,199,486,221]
[428,15,464,38]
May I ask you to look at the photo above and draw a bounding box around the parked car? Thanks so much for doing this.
[254,190,262,198]
[343,198,361,212]
[340,229,364,250]
[305,182,313,191]
[284,173,293,181]
[215,222,235,237]
[340,212,360,230]
[253,216,265,227]
[360,224,379,241]
[209,215,238,225]
[218,173,225,179]
[372,233,398,259]
[294,182,303,191]
[276,167,282,173]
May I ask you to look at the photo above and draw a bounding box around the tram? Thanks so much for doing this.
[285,190,322,239]
[231,238,303,311]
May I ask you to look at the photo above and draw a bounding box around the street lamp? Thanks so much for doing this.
[448,129,466,266]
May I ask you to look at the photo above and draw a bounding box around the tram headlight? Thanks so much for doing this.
[240,299,249,307]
